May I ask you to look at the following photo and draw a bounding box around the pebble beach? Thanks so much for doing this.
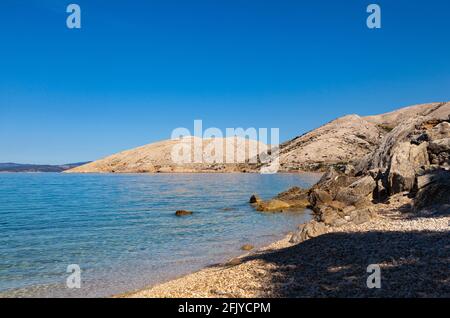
[122,203,450,298]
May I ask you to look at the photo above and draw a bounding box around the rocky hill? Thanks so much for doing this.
[66,102,448,174]
[65,136,267,173]
[270,102,447,172]
[274,114,383,171]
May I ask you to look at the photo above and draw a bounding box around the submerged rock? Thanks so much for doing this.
[225,258,242,266]
[240,244,254,251]
[175,210,193,216]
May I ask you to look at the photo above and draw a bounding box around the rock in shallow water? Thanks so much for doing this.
[275,186,310,208]
[175,210,193,216]
[256,199,291,212]
[249,194,261,204]
[240,244,254,251]
[252,187,310,213]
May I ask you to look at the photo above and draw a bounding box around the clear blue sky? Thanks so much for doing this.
[0,0,449,164]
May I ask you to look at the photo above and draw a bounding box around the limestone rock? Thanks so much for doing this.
[289,221,328,243]
[334,188,370,208]
[429,138,450,154]
[255,199,291,212]
[429,122,450,140]
[309,189,333,206]
[414,170,450,212]
[339,175,376,199]
[318,206,347,227]
[348,208,376,225]
[275,186,309,208]
[270,103,448,172]
[348,175,376,194]
[265,114,384,172]
[387,142,428,194]
[360,103,448,170]
[310,167,358,198]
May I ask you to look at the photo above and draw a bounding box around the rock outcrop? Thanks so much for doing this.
[274,186,310,208]
[255,199,291,212]
[259,102,446,172]
[415,169,450,213]
[290,220,328,243]
[252,186,310,212]
[358,102,450,195]
[286,102,450,243]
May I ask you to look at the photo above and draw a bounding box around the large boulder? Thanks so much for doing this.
[317,205,347,227]
[429,138,450,153]
[387,141,429,194]
[334,175,377,207]
[309,188,333,206]
[289,220,328,243]
[414,169,450,213]
[308,166,358,206]
[428,121,450,140]
[347,207,377,225]
[306,166,378,227]
[428,138,450,166]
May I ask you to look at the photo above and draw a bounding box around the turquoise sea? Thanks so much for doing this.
[0,173,320,297]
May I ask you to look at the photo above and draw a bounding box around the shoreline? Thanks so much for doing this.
[119,202,449,298]
[0,173,321,298]
[115,233,296,298]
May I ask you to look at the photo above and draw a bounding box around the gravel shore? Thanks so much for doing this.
[122,204,449,298]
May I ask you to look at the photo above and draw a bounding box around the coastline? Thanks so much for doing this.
[119,203,449,298]
[115,233,296,298]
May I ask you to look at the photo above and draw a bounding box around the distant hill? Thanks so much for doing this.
[0,162,91,173]
[65,137,266,173]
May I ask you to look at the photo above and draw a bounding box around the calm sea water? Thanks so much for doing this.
[0,173,320,298]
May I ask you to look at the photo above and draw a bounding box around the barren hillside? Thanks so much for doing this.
[65,136,267,173]
[273,103,448,171]
[67,103,449,174]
